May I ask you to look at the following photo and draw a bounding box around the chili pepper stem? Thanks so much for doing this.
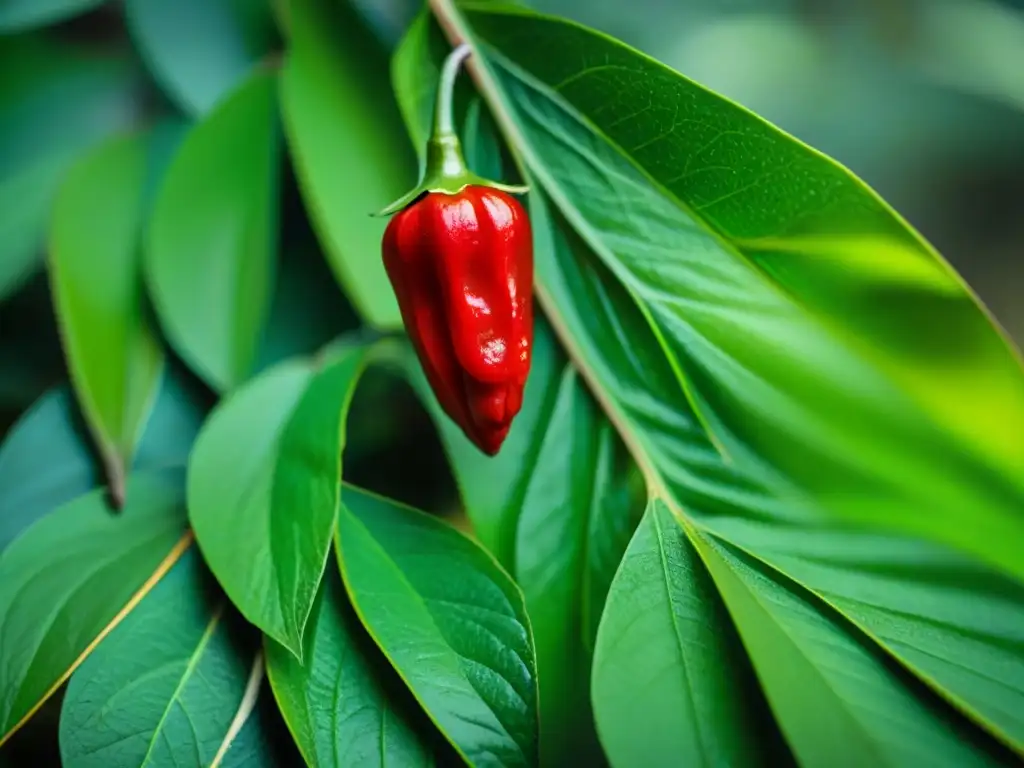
[374,41,528,217]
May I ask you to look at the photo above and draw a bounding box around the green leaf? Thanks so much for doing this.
[692,531,1014,767]
[50,130,166,505]
[592,501,785,767]
[407,4,1024,753]
[405,5,1024,753]
[0,0,105,32]
[265,561,439,767]
[146,67,280,392]
[0,368,206,553]
[189,347,373,657]
[535,177,1024,755]
[59,548,282,768]
[710,519,1024,753]
[0,36,140,301]
[126,0,278,115]
[513,369,642,765]
[0,470,190,745]
[443,0,1024,582]
[281,0,414,328]
[336,485,539,767]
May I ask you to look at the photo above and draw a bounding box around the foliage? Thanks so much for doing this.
[0,0,1023,766]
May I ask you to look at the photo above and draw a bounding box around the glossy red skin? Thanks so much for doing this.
[383,185,534,455]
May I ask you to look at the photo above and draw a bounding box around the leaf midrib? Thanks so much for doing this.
[139,601,226,767]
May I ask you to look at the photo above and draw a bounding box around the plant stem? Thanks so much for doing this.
[433,43,472,139]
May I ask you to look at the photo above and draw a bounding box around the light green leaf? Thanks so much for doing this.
[126,0,278,115]
[336,486,539,767]
[281,0,413,328]
[693,530,1014,767]
[0,0,105,32]
[189,347,373,657]
[0,471,190,746]
[533,179,1024,755]
[592,501,785,767]
[0,368,206,553]
[402,4,1024,754]
[445,0,1024,581]
[266,562,439,767]
[59,548,282,768]
[146,66,280,392]
[0,36,140,301]
[49,130,166,505]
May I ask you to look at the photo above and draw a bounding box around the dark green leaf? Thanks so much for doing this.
[448,0,1024,582]
[336,486,539,767]
[0,471,190,745]
[592,501,784,767]
[126,0,278,115]
[0,0,105,33]
[281,0,413,328]
[189,347,373,656]
[0,36,140,300]
[0,368,205,552]
[694,531,1014,766]
[146,67,280,392]
[59,548,279,767]
[266,563,438,767]
[50,130,165,504]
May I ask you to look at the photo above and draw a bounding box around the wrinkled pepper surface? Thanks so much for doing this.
[377,43,534,456]
[383,186,533,455]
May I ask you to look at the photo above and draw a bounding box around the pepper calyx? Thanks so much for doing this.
[374,135,528,217]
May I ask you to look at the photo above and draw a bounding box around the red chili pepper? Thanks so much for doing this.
[383,186,533,455]
[377,44,533,456]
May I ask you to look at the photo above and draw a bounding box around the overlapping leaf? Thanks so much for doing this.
[189,346,375,657]
[694,532,1014,766]
[410,321,642,764]
[60,548,282,767]
[336,486,539,766]
[50,130,165,505]
[0,471,190,745]
[146,67,280,392]
[0,35,140,301]
[266,563,439,767]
